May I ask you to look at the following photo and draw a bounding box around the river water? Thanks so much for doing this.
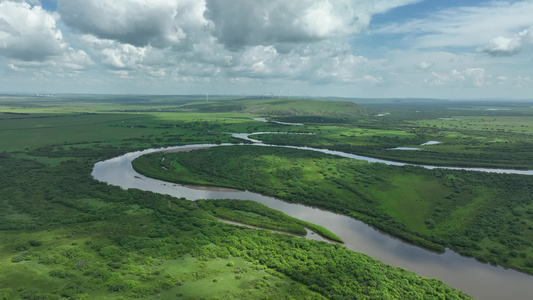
[92,141,533,300]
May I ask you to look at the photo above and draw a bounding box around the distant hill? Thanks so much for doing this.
[180,98,368,116]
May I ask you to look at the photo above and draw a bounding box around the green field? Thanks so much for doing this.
[180,98,368,116]
[0,95,481,299]
[196,199,343,243]
[133,145,533,272]
[3,95,533,299]
[254,101,533,169]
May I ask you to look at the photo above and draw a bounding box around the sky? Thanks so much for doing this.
[0,0,532,99]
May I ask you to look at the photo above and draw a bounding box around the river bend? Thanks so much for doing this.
[92,140,533,300]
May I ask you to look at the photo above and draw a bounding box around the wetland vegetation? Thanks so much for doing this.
[196,199,344,243]
[1,94,532,299]
[134,144,533,271]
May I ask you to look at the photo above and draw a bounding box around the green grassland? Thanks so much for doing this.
[0,95,476,299]
[1,222,321,300]
[256,102,533,169]
[0,189,323,299]
[411,116,533,134]
[180,98,368,116]
[134,145,533,274]
[0,154,470,300]
[0,102,349,155]
[196,199,343,243]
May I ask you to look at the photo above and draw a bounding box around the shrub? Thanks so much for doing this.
[28,240,42,247]
[11,255,25,263]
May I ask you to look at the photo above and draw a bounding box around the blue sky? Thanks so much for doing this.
[40,0,56,11]
[1,0,532,99]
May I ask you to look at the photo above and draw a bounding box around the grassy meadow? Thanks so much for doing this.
[134,145,533,271]
[2,94,532,299]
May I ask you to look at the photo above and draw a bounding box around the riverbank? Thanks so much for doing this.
[93,142,533,300]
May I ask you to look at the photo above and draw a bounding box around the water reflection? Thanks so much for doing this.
[92,142,533,300]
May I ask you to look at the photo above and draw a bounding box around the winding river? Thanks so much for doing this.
[92,137,533,300]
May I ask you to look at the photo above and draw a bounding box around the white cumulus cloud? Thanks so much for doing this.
[415,61,435,70]
[373,1,533,50]
[480,26,533,56]
[205,0,421,50]
[426,68,486,87]
[3,0,41,5]
[80,35,148,69]
[108,70,132,79]
[57,0,210,48]
[0,1,65,61]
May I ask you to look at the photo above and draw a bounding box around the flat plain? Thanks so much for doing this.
[2,95,532,299]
